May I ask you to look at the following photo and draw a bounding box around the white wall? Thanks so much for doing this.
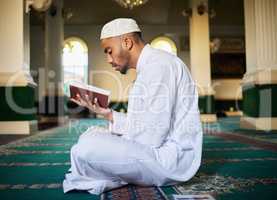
[212,79,242,100]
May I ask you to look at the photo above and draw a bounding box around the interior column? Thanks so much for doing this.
[189,0,217,123]
[241,0,277,130]
[40,0,67,125]
[0,0,37,134]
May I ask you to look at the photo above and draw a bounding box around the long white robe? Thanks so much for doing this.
[63,44,203,195]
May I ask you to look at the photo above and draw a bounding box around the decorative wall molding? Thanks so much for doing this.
[0,70,36,87]
[240,117,277,131]
[0,120,37,135]
[242,69,277,85]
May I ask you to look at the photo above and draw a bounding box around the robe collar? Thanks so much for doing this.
[136,44,152,74]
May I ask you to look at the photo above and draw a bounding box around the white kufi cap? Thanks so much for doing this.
[100,18,141,40]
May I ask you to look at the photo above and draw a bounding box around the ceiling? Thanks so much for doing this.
[30,0,244,26]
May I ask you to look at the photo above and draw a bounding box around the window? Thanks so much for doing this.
[150,36,177,55]
[62,37,88,84]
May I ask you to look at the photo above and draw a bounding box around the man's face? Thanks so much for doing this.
[101,37,130,74]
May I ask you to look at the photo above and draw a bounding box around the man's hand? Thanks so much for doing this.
[70,94,113,121]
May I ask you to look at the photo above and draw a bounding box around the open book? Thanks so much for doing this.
[68,81,111,108]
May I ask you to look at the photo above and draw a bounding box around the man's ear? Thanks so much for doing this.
[122,36,133,50]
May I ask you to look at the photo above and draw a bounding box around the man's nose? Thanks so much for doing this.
[107,55,113,64]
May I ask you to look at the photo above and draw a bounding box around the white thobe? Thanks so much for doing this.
[63,44,203,195]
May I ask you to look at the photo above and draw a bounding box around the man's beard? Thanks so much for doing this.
[119,65,128,74]
[118,48,130,74]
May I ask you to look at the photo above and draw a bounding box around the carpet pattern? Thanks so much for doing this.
[0,118,276,200]
[102,186,169,200]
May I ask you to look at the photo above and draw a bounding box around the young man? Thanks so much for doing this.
[63,18,203,195]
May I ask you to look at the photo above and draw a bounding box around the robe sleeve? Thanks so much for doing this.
[108,110,128,135]
[126,62,176,148]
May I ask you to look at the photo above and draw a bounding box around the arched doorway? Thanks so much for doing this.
[150,36,177,55]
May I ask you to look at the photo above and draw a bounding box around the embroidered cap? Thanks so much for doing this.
[100,18,141,40]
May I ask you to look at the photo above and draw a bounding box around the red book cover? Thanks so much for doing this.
[69,82,111,108]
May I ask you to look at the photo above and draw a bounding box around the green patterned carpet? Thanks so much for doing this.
[0,118,276,200]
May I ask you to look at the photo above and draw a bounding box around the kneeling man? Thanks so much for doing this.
[63,18,203,195]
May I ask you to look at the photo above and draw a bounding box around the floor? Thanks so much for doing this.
[0,117,276,200]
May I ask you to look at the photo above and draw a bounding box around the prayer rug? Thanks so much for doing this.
[102,185,169,200]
